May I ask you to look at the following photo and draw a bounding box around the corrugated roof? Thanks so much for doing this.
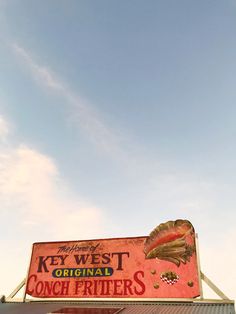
[0,301,235,314]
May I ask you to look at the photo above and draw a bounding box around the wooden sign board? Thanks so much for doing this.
[26,220,200,298]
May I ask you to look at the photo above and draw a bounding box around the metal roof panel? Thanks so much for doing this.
[0,301,235,314]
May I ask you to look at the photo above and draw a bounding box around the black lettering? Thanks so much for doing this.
[74,254,90,265]
[91,254,100,264]
[112,252,130,270]
[102,253,111,264]
[37,256,50,272]
[60,255,69,265]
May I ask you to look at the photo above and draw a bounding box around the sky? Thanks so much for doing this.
[0,0,236,301]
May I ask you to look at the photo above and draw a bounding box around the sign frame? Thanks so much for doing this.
[4,233,231,303]
[23,233,201,300]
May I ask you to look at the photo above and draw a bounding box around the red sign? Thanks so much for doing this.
[26,220,200,298]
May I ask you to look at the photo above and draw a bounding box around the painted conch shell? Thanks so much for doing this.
[144,219,195,267]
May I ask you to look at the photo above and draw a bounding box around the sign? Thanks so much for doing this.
[26,219,200,298]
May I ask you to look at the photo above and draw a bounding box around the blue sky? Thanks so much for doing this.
[0,0,236,300]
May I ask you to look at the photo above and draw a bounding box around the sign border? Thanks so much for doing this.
[24,235,201,301]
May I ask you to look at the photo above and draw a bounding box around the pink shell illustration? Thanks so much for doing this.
[144,219,195,267]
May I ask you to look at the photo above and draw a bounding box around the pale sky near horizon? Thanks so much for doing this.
[0,0,236,300]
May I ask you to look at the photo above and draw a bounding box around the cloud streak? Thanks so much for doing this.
[11,43,125,159]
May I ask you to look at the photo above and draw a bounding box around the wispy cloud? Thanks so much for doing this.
[0,113,110,295]
[0,142,107,240]
[11,43,125,158]
[0,114,10,141]
[0,114,109,240]
[12,44,64,91]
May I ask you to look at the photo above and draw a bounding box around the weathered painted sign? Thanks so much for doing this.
[26,220,200,298]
